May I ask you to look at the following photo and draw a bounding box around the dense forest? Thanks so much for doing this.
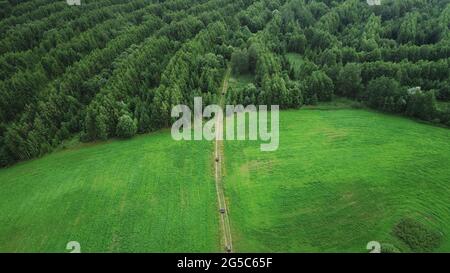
[1,0,450,167]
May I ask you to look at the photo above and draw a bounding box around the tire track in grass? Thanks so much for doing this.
[214,66,233,252]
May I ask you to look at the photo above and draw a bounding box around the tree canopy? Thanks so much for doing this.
[1,0,450,167]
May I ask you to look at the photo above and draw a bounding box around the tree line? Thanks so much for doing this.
[1,0,450,167]
[0,0,254,166]
[228,0,450,125]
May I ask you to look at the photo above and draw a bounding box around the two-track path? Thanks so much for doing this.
[214,66,233,252]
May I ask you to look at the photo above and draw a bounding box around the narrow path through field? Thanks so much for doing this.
[214,65,233,252]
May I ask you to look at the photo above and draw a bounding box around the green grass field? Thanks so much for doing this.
[0,131,220,252]
[224,107,450,252]
[1,106,449,252]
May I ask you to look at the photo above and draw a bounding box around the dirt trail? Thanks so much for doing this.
[214,66,233,252]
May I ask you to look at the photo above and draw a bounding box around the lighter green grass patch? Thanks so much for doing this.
[224,109,450,252]
[0,131,220,252]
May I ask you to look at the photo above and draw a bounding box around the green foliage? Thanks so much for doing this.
[337,63,363,98]
[0,1,11,20]
[84,105,108,141]
[231,48,249,75]
[406,90,438,121]
[0,0,249,166]
[307,27,334,50]
[305,70,334,102]
[286,79,304,108]
[116,114,137,139]
[287,32,307,54]
[399,13,419,44]
[393,218,443,252]
[365,77,402,110]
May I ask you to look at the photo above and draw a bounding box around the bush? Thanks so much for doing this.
[305,70,334,102]
[116,115,137,139]
[350,101,364,109]
[406,91,438,121]
[336,63,362,98]
[365,77,402,110]
[393,218,442,252]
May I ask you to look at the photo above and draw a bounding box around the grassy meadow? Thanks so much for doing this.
[2,0,450,254]
[0,131,220,252]
[224,106,450,252]
[1,104,449,252]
